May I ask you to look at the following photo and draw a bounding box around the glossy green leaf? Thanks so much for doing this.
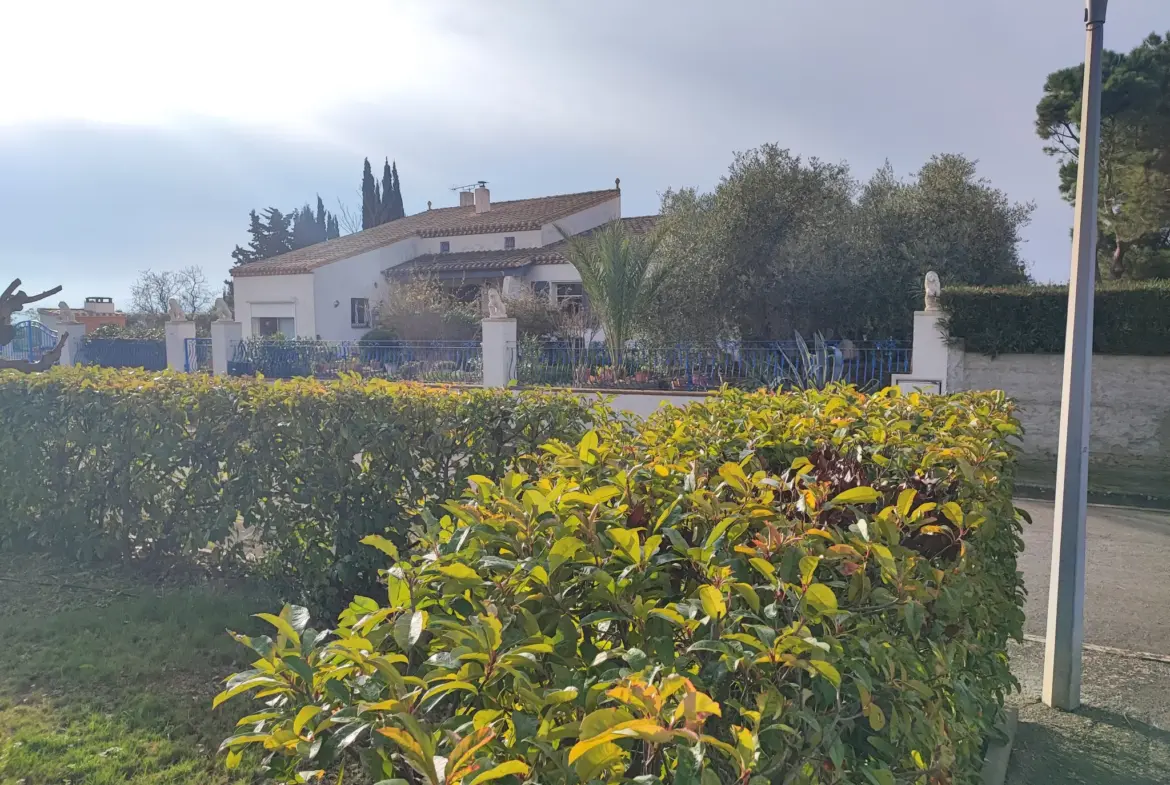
[829,486,881,506]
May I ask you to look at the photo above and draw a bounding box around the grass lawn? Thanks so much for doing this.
[0,551,276,784]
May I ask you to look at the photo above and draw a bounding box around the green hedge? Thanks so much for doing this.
[217,386,1025,783]
[0,367,595,607]
[941,280,1170,356]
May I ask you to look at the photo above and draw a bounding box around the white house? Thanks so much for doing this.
[231,181,656,340]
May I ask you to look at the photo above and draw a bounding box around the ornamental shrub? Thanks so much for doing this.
[0,367,595,606]
[216,386,1025,784]
[941,280,1170,356]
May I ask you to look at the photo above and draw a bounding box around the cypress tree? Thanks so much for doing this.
[361,158,378,230]
[316,196,327,231]
[291,204,317,249]
[390,161,405,220]
[381,158,395,222]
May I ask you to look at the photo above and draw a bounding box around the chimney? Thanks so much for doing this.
[474,182,491,214]
[459,190,474,208]
[84,296,115,314]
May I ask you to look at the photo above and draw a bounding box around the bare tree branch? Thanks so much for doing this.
[0,278,64,320]
[336,196,363,235]
[174,266,213,317]
[0,278,66,349]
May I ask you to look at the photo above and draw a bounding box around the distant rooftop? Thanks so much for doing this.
[233,188,622,278]
[387,215,659,277]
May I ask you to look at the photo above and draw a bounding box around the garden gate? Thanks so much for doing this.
[0,320,58,364]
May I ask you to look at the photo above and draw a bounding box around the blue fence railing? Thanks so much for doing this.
[0,320,58,363]
[77,337,167,370]
[228,340,483,383]
[515,340,911,391]
[184,337,213,373]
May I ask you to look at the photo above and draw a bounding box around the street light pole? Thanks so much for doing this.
[1043,0,1107,711]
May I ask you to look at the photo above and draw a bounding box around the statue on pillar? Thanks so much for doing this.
[213,297,234,321]
[486,288,507,319]
[924,271,942,312]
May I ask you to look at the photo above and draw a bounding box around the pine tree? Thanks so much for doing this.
[227,199,340,302]
[231,210,266,265]
[390,160,405,220]
[259,208,293,258]
[362,158,378,230]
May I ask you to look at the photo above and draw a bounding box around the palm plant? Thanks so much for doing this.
[556,220,664,370]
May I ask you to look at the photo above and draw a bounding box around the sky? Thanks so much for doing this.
[1,0,1167,308]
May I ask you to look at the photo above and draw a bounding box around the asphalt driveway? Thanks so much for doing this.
[1016,499,1170,656]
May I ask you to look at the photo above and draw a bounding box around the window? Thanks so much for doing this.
[504,236,516,250]
[533,281,551,303]
[350,298,370,327]
[555,282,585,313]
[253,317,295,338]
[439,241,450,253]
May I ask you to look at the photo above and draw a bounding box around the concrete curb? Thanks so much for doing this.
[1020,633,1170,664]
[1015,486,1170,512]
[981,706,1018,785]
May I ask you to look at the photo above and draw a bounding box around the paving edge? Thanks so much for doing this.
[980,706,1018,785]
[1014,485,1170,512]
[1021,633,1170,664]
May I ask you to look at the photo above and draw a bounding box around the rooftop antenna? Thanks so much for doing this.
[450,180,489,192]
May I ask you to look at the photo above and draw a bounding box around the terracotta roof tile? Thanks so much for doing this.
[386,216,659,277]
[233,189,621,277]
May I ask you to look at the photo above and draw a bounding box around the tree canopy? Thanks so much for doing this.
[644,145,1032,342]
[1037,31,1170,279]
[130,266,213,318]
[232,199,341,268]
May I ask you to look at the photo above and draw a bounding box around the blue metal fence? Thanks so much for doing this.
[0,321,58,364]
[77,337,167,370]
[184,337,213,373]
[228,339,483,383]
[516,340,911,391]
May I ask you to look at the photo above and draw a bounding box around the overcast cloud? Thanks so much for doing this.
[1,0,1167,305]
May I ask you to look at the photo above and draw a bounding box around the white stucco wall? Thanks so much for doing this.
[524,263,583,287]
[313,238,420,340]
[540,196,621,245]
[234,274,316,339]
[599,392,708,418]
[234,198,619,342]
[35,312,61,334]
[417,229,543,255]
